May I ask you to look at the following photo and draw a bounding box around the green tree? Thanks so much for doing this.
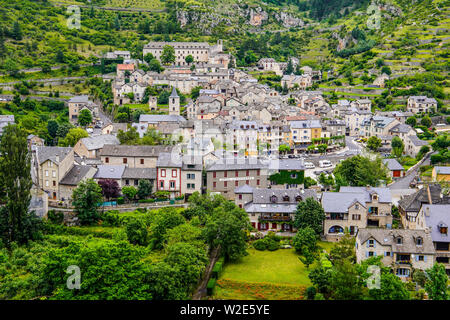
[318,172,334,191]
[329,259,366,300]
[150,207,185,249]
[278,144,290,154]
[425,263,448,300]
[406,116,417,127]
[0,125,41,246]
[293,226,318,254]
[160,45,175,65]
[125,218,148,246]
[293,198,326,235]
[328,232,356,263]
[78,109,93,127]
[421,116,432,128]
[72,178,103,225]
[391,136,405,158]
[137,179,153,199]
[367,136,382,151]
[47,120,59,140]
[122,186,137,202]
[58,128,88,147]
[11,21,22,41]
[204,202,250,261]
[334,156,389,187]
[185,55,194,65]
[149,59,163,73]
[299,248,316,269]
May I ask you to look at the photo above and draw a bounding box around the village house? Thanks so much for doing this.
[404,134,429,158]
[143,40,225,67]
[0,115,15,136]
[344,108,372,137]
[35,146,75,201]
[289,120,322,147]
[398,184,450,230]
[281,74,312,89]
[361,116,400,138]
[416,204,450,275]
[74,134,120,159]
[235,187,317,232]
[355,228,435,280]
[156,152,182,198]
[206,158,270,200]
[121,167,156,190]
[407,96,437,114]
[382,158,405,179]
[68,96,98,124]
[99,144,173,168]
[27,134,44,150]
[432,166,450,182]
[59,165,97,201]
[94,165,126,188]
[321,186,393,240]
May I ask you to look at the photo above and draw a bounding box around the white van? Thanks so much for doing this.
[304,162,315,169]
[319,160,332,168]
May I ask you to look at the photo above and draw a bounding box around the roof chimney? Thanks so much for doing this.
[426,184,432,204]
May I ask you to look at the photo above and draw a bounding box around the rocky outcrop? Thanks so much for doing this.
[274,11,304,28]
[248,7,268,26]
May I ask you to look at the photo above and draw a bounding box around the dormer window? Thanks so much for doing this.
[295,195,302,202]
[372,194,378,201]
[270,195,278,203]
[283,195,290,202]
[396,237,403,245]
[438,223,448,235]
[416,237,423,246]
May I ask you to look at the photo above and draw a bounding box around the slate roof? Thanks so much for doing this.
[60,165,96,186]
[398,184,449,213]
[382,158,404,171]
[170,87,179,98]
[94,165,126,180]
[290,120,322,129]
[434,166,450,175]
[79,134,119,151]
[422,204,450,243]
[322,187,391,213]
[268,159,305,171]
[234,184,254,194]
[252,188,316,204]
[357,228,435,254]
[139,114,186,123]
[122,167,156,180]
[100,144,173,157]
[408,135,428,147]
[157,152,182,168]
[36,146,72,165]
[68,95,90,103]
[390,123,413,134]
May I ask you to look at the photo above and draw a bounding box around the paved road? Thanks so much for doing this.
[389,154,431,190]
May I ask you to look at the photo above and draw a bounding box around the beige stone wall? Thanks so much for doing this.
[101,155,158,168]
[206,169,269,200]
[356,237,393,266]
[181,170,202,195]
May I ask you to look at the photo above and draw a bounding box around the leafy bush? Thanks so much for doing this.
[47,210,64,225]
[211,261,223,279]
[253,239,268,251]
[117,197,124,205]
[267,239,280,251]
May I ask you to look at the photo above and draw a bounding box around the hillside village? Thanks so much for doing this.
[0,0,449,302]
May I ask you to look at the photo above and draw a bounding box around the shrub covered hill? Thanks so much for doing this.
[0,0,448,106]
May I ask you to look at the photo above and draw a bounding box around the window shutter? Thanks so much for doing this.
[366,242,370,248]
[374,252,377,256]
[384,252,387,257]
[415,256,419,262]
[424,256,427,262]
[366,252,369,258]
[373,242,376,248]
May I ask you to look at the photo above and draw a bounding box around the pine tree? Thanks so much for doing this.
[11,21,22,41]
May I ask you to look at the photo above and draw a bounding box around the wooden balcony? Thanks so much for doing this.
[259,214,291,222]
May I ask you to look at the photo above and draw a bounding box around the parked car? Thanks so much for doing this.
[319,160,332,168]
[86,128,94,134]
[304,162,315,169]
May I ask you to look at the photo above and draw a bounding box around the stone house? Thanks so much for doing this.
[74,134,120,159]
[407,96,437,114]
[99,144,173,168]
[321,186,393,240]
[356,228,435,280]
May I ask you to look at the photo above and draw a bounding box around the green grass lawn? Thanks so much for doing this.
[213,241,335,300]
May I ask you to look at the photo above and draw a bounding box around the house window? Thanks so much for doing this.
[125,179,129,185]
[45,180,49,187]
[283,195,290,202]
[172,169,177,178]
[368,252,374,257]
[246,180,249,185]
[105,157,109,163]
[257,170,260,176]
[235,181,238,187]
[396,268,410,277]
[368,239,375,248]
[170,181,175,189]
[352,214,361,220]
[235,171,239,177]
[418,255,424,261]
[385,252,391,257]
[123,158,127,164]
[239,194,242,200]
[213,182,216,188]
[396,237,403,245]
[224,181,227,188]
[416,237,423,246]
[246,170,249,176]
[257,179,260,185]
[53,181,56,187]
[213,172,216,178]
[140,159,144,165]
[161,169,166,177]
[270,195,278,203]
[134,180,138,186]
[224,171,227,178]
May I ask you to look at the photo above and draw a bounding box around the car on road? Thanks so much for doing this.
[304,162,315,169]
[319,160,332,168]
[86,128,94,134]
[313,171,322,176]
